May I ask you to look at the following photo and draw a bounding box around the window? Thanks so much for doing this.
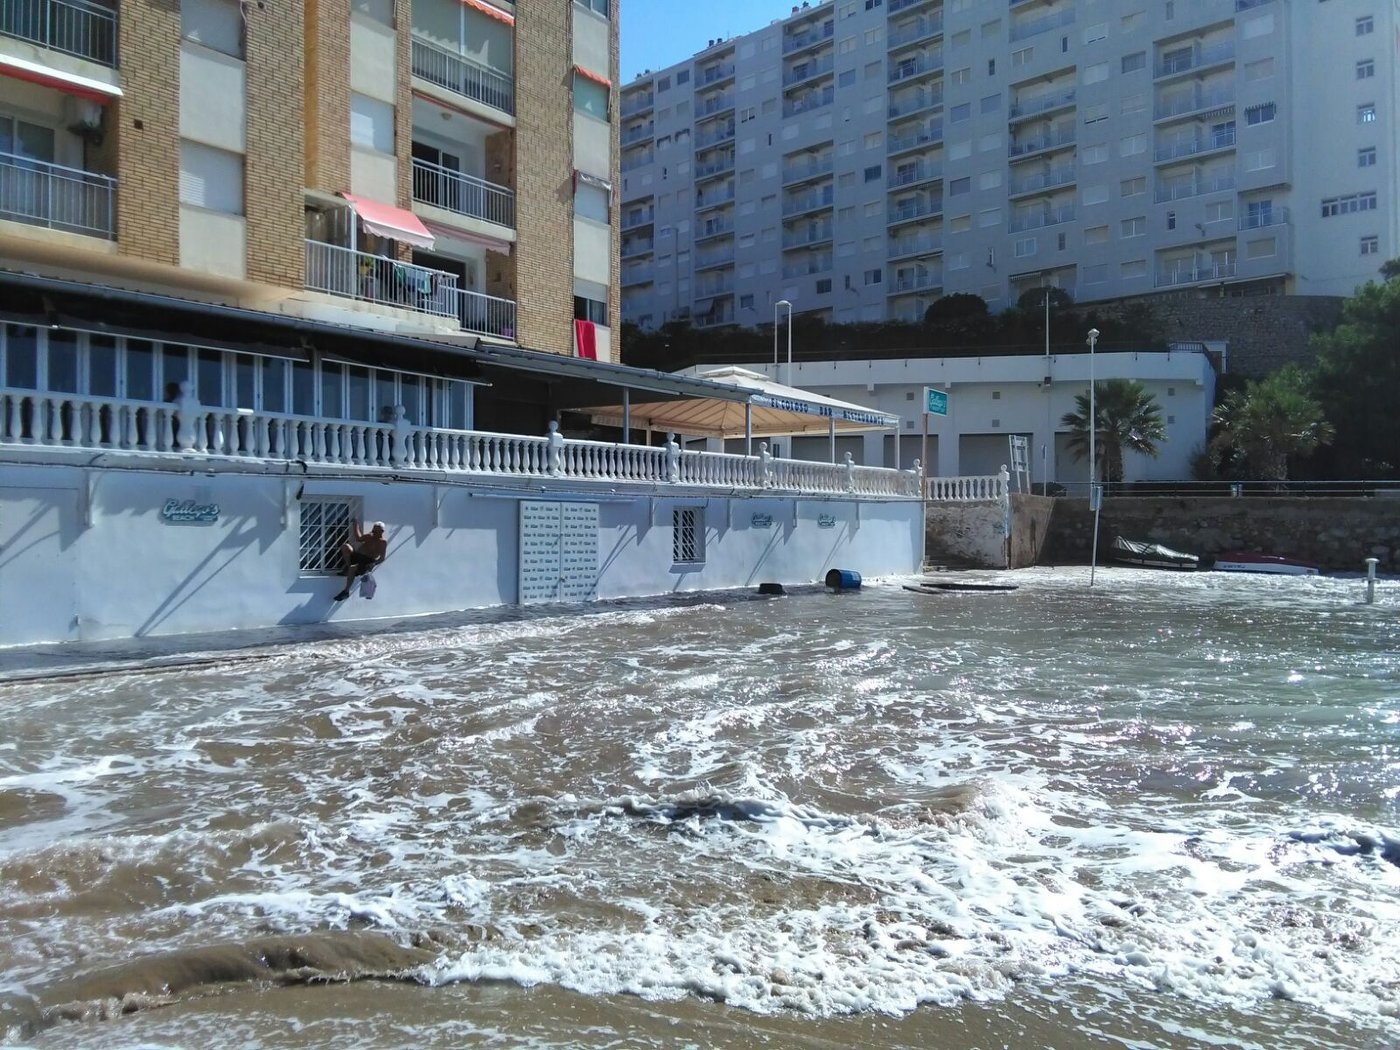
[987,59,996,76]
[575,0,609,14]
[182,0,244,58]
[864,268,882,285]
[1121,176,1146,197]
[1245,102,1276,125]
[815,278,832,293]
[949,176,970,196]
[981,93,1001,113]
[574,296,608,326]
[1084,225,1109,245]
[573,74,610,121]
[179,140,244,214]
[350,92,394,153]
[676,69,689,85]
[950,102,971,123]
[838,69,855,87]
[1121,51,1145,73]
[575,183,609,223]
[1012,47,1033,66]
[673,507,704,564]
[1357,103,1376,124]
[1120,92,1146,116]
[950,67,970,85]
[1359,147,1376,168]
[1357,59,1375,79]
[1361,235,1379,255]
[351,0,393,22]
[1355,15,1373,35]
[1120,133,1146,157]
[1120,259,1147,279]
[300,498,354,573]
[1082,144,1108,165]
[1245,58,1273,81]
[1014,237,1036,258]
[863,164,882,182]
[1083,22,1107,43]
[1120,216,1145,237]
[1083,62,1109,85]
[1320,192,1377,217]
[1083,103,1108,124]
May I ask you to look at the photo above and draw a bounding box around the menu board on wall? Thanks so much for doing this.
[519,501,598,605]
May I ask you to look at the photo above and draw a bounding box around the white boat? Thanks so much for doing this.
[1212,552,1321,576]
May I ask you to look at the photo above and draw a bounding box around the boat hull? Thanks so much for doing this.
[1213,556,1319,576]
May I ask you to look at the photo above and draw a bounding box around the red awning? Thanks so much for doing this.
[459,0,514,25]
[338,192,436,250]
[574,65,611,89]
[0,55,122,104]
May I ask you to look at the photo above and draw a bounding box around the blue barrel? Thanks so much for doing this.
[825,569,861,590]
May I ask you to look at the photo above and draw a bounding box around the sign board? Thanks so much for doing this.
[161,498,219,524]
[924,387,948,416]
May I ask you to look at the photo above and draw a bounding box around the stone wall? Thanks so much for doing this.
[1039,497,1400,573]
[923,501,1008,569]
[1082,292,1347,378]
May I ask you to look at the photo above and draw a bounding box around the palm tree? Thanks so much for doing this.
[1061,378,1166,485]
[1210,365,1334,481]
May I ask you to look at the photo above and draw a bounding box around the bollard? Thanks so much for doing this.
[1365,557,1379,604]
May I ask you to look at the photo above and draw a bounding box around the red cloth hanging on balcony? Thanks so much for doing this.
[574,319,597,360]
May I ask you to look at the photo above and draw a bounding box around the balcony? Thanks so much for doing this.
[695,215,735,241]
[694,124,735,149]
[782,222,833,249]
[888,52,943,85]
[620,263,652,286]
[889,0,937,13]
[888,125,944,159]
[696,92,735,118]
[622,208,654,230]
[889,14,944,51]
[782,156,834,185]
[888,90,943,121]
[411,158,515,229]
[1155,261,1237,288]
[0,151,115,239]
[783,86,834,119]
[1239,205,1288,230]
[887,197,943,225]
[1155,40,1235,80]
[621,236,654,257]
[695,153,735,180]
[783,54,835,88]
[1009,126,1075,159]
[782,21,833,56]
[697,61,736,87]
[1154,172,1235,203]
[411,34,514,116]
[303,241,516,338]
[1008,88,1075,121]
[888,270,942,294]
[887,158,942,187]
[1008,166,1075,196]
[1009,6,1074,43]
[1154,85,1233,121]
[620,92,654,117]
[781,186,834,217]
[1008,204,1076,233]
[0,0,116,66]
[888,232,943,259]
[782,256,831,279]
[620,123,654,147]
[1153,127,1236,163]
[696,185,736,210]
[694,243,734,270]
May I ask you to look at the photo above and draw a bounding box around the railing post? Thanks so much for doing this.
[913,458,924,500]
[547,420,564,476]
[666,432,681,483]
[174,380,200,452]
[390,404,410,466]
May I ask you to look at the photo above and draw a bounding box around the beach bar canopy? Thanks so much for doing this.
[586,366,900,446]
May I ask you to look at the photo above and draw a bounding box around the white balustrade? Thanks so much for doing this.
[927,472,1009,502]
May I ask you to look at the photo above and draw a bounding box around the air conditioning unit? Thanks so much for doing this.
[63,96,103,134]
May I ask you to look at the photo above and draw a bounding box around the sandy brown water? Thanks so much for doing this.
[2,567,1397,1048]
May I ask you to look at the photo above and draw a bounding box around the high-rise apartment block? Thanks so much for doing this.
[619,0,1398,331]
[1,0,619,359]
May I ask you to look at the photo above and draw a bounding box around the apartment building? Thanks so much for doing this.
[0,0,619,360]
[619,0,1400,332]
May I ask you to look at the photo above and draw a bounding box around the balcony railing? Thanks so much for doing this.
[888,90,943,120]
[783,86,834,118]
[889,232,942,257]
[0,389,922,498]
[782,223,833,249]
[411,158,515,229]
[1155,40,1235,79]
[694,124,735,149]
[305,241,459,320]
[1009,6,1074,43]
[888,198,942,224]
[1009,166,1075,195]
[620,93,654,117]
[783,156,834,183]
[1008,204,1076,232]
[1008,89,1076,120]
[888,52,942,85]
[887,160,941,187]
[890,271,942,293]
[783,54,835,87]
[0,0,116,66]
[782,186,834,217]
[1154,128,1236,162]
[782,22,833,55]
[1239,206,1288,230]
[889,14,943,49]
[1154,172,1235,203]
[620,123,654,146]
[0,151,115,239]
[1155,261,1236,288]
[411,34,514,115]
[448,285,516,339]
[1009,127,1075,157]
[1154,86,1233,121]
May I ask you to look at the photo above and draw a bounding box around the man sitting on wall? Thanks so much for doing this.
[334,519,388,601]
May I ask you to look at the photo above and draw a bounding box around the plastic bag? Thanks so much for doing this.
[360,572,377,600]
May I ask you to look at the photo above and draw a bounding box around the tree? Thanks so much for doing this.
[1210,364,1335,482]
[922,293,994,350]
[1060,378,1166,484]
[1310,270,1400,478]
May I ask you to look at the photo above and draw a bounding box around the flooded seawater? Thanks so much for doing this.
[2,567,1398,1049]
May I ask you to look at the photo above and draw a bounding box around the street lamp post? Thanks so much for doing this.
[774,299,793,386]
[1087,327,1100,586]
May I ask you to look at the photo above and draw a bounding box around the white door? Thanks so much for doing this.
[0,488,79,644]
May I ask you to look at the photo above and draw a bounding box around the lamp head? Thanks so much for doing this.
[1087,328,1100,342]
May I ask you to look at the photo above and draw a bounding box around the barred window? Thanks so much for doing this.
[300,498,354,573]
[672,507,705,564]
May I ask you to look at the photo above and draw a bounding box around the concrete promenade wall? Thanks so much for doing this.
[1040,497,1400,573]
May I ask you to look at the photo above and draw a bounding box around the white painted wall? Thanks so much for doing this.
[179,45,246,153]
[350,15,398,105]
[179,205,246,279]
[0,464,922,646]
[350,147,398,205]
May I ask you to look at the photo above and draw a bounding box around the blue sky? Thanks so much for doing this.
[622,0,802,81]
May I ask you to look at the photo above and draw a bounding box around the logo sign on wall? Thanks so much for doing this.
[751,513,774,528]
[817,514,837,529]
[161,498,220,524]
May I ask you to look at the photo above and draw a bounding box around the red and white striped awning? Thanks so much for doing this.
[459,0,514,26]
